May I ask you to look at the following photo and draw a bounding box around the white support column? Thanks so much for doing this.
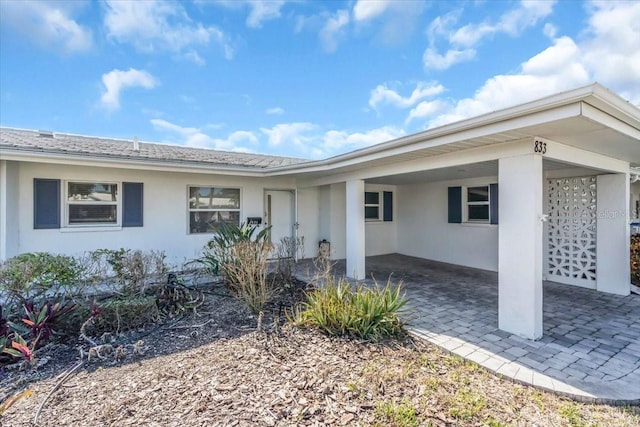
[498,154,543,340]
[596,173,630,295]
[346,179,365,280]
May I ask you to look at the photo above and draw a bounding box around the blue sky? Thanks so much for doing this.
[1,1,639,159]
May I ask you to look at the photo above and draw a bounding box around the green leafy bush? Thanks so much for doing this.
[632,235,640,286]
[76,295,159,335]
[0,253,87,305]
[293,277,407,341]
[195,222,270,277]
[194,223,275,313]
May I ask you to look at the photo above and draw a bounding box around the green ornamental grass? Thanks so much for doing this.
[294,277,407,341]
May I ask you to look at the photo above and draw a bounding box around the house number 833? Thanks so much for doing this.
[534,140,547,154]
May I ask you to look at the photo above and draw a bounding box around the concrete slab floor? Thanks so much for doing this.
[296,254,640,404]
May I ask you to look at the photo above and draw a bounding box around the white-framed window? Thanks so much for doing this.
[66,181,119,226]
[465,185,490,222]
[364,191,381,221]
[188,186,241,233]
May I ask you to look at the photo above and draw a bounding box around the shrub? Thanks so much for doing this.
[195,223,276,313]
[293,277,407,341]
[89,249,168,295]
[631,235,640,286]
[195,222,270,277]
[0,252,87,305]
[76,295,159,335]
[224,240,275,314]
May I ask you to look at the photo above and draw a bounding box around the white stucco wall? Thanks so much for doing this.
[396,177,499,272]
[296,187,320,259]
[0,160,20,260]
[11,162,302,267]
[315,182,397,260]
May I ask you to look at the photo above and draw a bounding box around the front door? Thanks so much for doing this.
[264,190,295,257]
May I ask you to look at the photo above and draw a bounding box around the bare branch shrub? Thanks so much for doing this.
[224,241,275,314]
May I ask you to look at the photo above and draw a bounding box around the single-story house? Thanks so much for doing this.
[1,83,639,340]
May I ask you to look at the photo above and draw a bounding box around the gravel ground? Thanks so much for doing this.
[1,286,639,426]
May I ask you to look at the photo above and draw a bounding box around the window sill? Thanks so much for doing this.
[60,226,122,233]
[460,222,495,228]
[365,220,392,224]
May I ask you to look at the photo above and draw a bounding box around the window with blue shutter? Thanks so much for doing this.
[490,183,499,225]
[34,179,60,229]
[123,182,144,227]
[383,191,393,222]
[448,186,462,223]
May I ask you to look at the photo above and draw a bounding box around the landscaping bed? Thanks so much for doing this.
[1,285,639,427]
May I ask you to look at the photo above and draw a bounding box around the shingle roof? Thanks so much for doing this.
[0,127,309,169]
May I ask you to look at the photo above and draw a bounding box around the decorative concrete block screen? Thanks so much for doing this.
[547,176,597,287]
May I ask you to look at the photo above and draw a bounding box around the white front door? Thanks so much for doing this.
[264,190,295,257]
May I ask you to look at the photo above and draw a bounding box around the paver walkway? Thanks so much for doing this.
[297,254,640,404]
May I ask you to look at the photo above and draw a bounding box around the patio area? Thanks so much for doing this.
[298,254,640,404]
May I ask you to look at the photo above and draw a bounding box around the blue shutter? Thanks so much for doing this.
[34,179,60,229]
[448,186,462,223]
[490,183,499,225]
[123,182,143,227]
[383,191,393,222]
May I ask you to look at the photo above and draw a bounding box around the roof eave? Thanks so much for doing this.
[0,147,272,177]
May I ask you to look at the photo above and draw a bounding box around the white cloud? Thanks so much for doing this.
[261,123,317,147]
[581,1,640,103]
[322,126,405,153]
[369,81,445,110]
[352,0,391,22]
[100,69,158,111]
[424,0,556,70]
[406,100,445,124]
[352,0,425,46]
[103,0,233,61]
[320,10,350,53]
[426,36,589,128]
[151,119,256,151]
[422,47,476,70]
[207,0,286,28]
[266,107,285,115]
[183,50,206,66]
[245,0,286,28]
[0,0,92,54]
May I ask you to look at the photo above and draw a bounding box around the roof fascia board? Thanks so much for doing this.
[0,150,268,177]
[301,138,534,187]
[580,102,640,140]
[589,85,640,129]
[268,103,583,176]
[536,136,629,174]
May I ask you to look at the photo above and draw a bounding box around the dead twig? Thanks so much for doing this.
[34,360,85,425]
[165,319,214,330]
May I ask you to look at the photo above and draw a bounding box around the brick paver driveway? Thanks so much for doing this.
[300,254,640,403]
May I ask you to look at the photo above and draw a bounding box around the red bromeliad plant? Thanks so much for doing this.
[21,300,76,348]
[1,332,35,365]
